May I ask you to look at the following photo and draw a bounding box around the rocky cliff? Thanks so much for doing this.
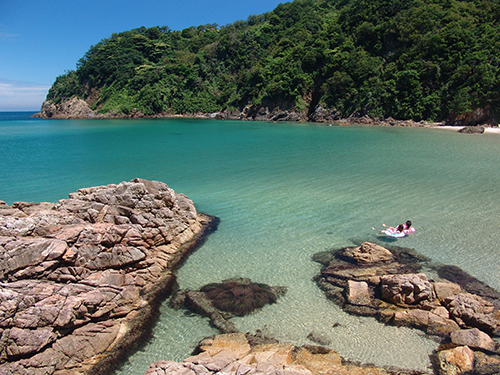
[0,179,217,375]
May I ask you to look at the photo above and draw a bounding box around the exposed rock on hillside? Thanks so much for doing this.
[0,179,217,375]
[38,97,96,119]
[447,107,494,127]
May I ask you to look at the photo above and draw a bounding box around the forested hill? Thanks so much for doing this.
[44,0,500,123]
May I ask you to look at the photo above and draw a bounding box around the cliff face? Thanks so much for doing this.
[38,97,96,119]
[0,179,217,375]
[446,106,496,126]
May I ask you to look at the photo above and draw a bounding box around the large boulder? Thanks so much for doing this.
[450,328,497,352]
[433,280,462,300]
[435,346,475,375]
[458,126,485,134]
[338,242,394,264]
[345,280,371,306]
[380,273,435,305]
[444,293,499,334]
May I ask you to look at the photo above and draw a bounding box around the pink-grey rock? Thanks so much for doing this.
[346,280,371,306]
[450,328,497,351]
[391,309,460,336]
[381,273,435,305]
[147,333,393,375]
[432,280,462,300]
[0,179,216,375]
[339,242,394,264]
[444,293,499,333]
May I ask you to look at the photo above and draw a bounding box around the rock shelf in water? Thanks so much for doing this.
[0,179,217,375]
[152,242,500,375]
[146,332,420,375]
[313,241,500,375]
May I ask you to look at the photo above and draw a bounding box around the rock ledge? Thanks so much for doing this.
[0,179,217,375]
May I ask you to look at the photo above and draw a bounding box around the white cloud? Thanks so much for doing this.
[0,78,50,111]
[0,31,19,40]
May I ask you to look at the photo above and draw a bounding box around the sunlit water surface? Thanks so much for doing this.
[1,113,499,374]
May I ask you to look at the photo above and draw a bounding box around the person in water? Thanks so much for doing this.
[382,221,414,232]
[403,220,416,234]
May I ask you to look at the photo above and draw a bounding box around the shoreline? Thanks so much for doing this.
[424,124,500,134]
[32,109,500,134]
[33,97,499,132]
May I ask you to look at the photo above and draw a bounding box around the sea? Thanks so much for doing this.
[1,111,499,374]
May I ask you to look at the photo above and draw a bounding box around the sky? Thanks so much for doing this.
[0,0,288,111]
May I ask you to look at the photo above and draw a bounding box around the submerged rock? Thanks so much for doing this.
[0,179,217,375]
[200,278,281,316]
[171,278,287,333]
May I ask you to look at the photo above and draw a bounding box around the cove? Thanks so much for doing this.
[1,113,500,373]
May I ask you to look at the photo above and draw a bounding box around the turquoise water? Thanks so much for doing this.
[1,113,500,373]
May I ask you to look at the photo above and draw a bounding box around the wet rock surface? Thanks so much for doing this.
[313,241,500,375]
[0,179,217,375]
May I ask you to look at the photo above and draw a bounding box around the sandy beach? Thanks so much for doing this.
[426,125,500,134]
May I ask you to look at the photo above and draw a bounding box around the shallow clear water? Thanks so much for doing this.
[1,113,500,374]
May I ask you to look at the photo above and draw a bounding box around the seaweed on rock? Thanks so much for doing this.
[200,278,279,316]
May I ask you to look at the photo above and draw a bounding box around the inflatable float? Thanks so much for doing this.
[404,226,416,235]
[383,226,415,238]
[384,228,406,238]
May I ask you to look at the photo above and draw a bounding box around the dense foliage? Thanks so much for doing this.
[46,0,500,121]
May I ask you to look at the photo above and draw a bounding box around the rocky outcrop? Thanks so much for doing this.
[446,107,495,127]
[0,179,217,375]
[458,126,485,134]
[313,242,500,375]
[38,97,96,119]
[145,332,418,375]
[35,98,148,120]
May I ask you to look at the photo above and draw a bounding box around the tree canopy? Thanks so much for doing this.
[46,0,500,121]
